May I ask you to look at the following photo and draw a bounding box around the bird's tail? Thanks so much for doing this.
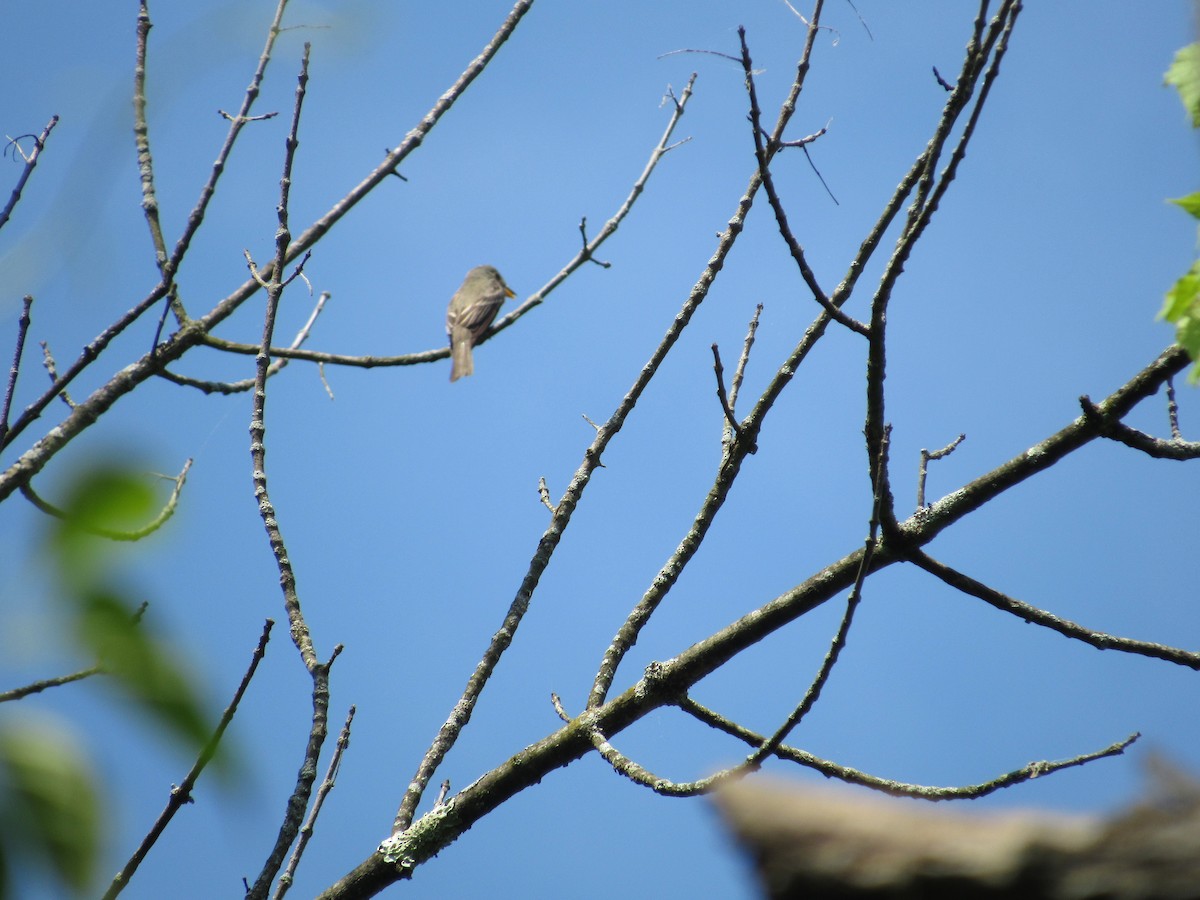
[450,334,474,382]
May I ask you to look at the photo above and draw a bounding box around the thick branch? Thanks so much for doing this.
[324,344,1199,897]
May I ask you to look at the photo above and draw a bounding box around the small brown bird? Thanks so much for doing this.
[445,265,515,382]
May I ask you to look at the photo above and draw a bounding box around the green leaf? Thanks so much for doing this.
[48,462,157,589]
[1165,42,1200,127]
[1174,294,1200,385]
[38,459,237,781]
[0,717,100,896]
[1169,192,1200,220]
[1160,260,1200,323]
[73,592,219,766]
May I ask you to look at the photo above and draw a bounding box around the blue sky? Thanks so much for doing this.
[2,1,1198,897]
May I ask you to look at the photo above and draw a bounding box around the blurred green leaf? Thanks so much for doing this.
[0,717,100,897]
[1160,260,1200,324]
[73,591,219,766]
[1165,42,1200,126]
[1169,192,1200,219]
[1160,38,1200,378]
[37,459,236,785]
[48,463,156,589]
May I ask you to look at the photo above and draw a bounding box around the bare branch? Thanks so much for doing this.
[740,29,865,334]
[916,433,965,509]
[0,664,102,703]
[909,551,1200,669]
[38,341,74,409]
[0,115,59,233]
[163,291,331,393]
[577,217,611,268]
[537,476,556,514]
[727,303,762,413]
[687,696,1139,800]
[573,471,879,799]
[488,72,698,343]
[656,47,742,65]
[1167,376,1183,440]
[177,339,441,370]
[102,620,274,900]
[912,346,1189,541]
[218,109,279,123]
[133,1,169,275]
[1080,395,1200,459]
[583,4,832,717]
[711,343,746,442]
[275,706,357,900]
[0,295,33,449]
[330,330,1185,891]
[19,459,193,541]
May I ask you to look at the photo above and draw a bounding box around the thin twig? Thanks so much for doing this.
[102,620,274,900]
[20,459,193,540]
[727,304,762,413]
[274,706,356,900]
[160,0,292,282]
[486,73,698,345]
[434,780,451,807]
[577,217,611,268]
[0,665,102,703]
[178,339,440,370]
[740,29,865,334]
[0,115,59,233]
[0,295,33,450]
[537,477,556,513]
[133,0,169,275]
[1166,376,1182,440]
[711,344,743,439]
[916,433,965,509]
[39,341,74,408]
[909,550,1200,669]
[656,47,742,64]
[682,697,1138,800]
[1080,396,1200,460]
[162,292,331,394]
[219,110,279,123]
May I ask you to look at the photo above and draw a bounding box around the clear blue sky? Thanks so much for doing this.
[2,1,1198,897]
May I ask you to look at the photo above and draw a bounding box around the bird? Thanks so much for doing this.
[445,265,515,382]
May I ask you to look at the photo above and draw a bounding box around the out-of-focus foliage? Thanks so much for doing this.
[47,462,215,757]
[0,716,99,898]
[1160,42,1200,380]
[0,462,222,896]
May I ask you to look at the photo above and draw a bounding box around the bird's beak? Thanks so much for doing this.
[504,286,516,298]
